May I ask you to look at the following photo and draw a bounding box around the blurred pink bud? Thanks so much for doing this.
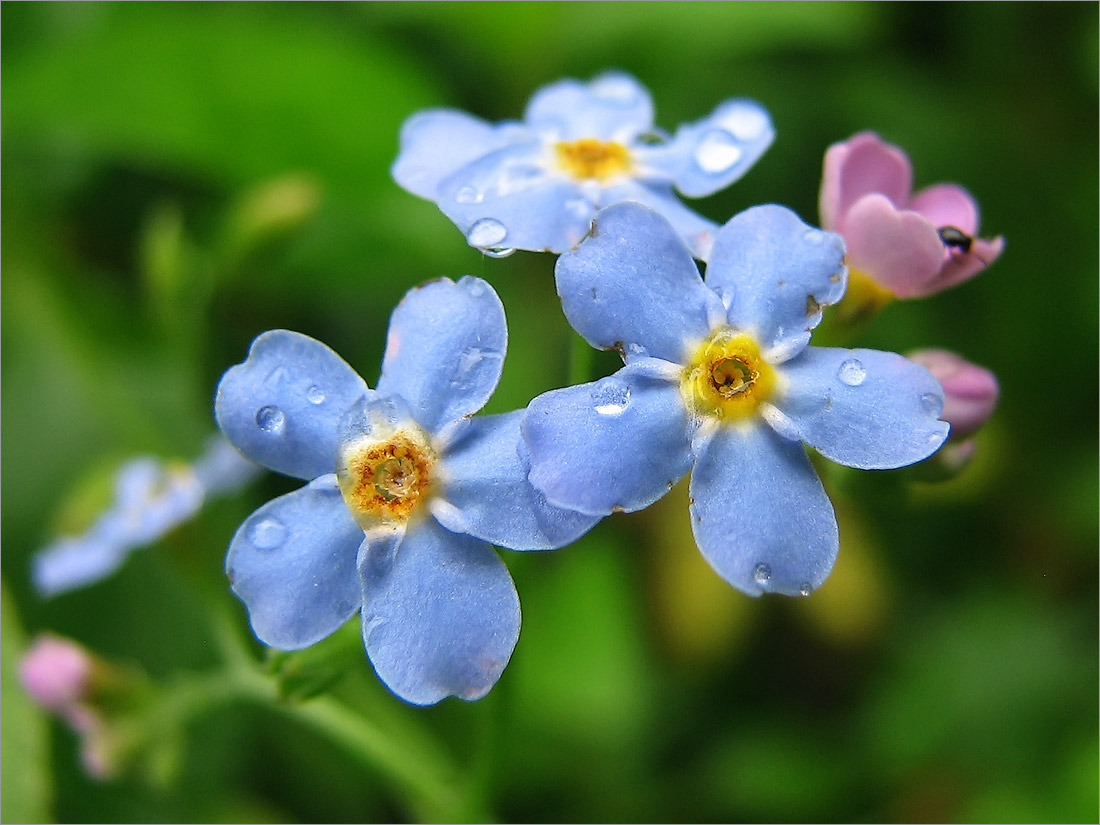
[908,349,999,440]
[19,634,92,712]
[820,132,1003,299]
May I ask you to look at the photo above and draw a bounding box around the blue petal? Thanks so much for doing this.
[392,109,517,199]
[523,360,694,517]
[599,180,720,260]
[435,143,596,254]
[705,205,847,362]
[524,72,653,141]
[32,531,129,598]
[226,475,363,649]
[359,518,520,705]
[433,411,601,550]
[690,422,838,597]
[774,347,951,469]
[555,202,724,363]
[215,330,371,480]
[376,277,506,433]
[635,99,775,198]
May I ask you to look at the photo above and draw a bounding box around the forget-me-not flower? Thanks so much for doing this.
[819,131,1004,310]
[392,71,774,259]
[522,203,950,597]
[215,277,596,705]
[32,437,260,598]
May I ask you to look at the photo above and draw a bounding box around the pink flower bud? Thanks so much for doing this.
[908,349,999,440]
[19,634,92,712]
[819,132,1003,301]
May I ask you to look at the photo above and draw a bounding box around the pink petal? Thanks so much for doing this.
[909,183,979,235]
[842,194,945,298]
[822,132,913,232]
[921,235,1005,296]
[908,349,999,440]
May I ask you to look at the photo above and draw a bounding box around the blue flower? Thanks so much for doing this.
[32,437,260,598]
[521,203,950,597]
[392,71,774,259]
[215,277,596,705]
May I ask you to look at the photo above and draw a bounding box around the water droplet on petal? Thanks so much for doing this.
[720,104,770,141]
[837,359,866,387]
[482,246,516,259]
[255,406,286,433]
[591,75,639,106]
[920,392,944,417]
[694,129,743,174]
[249,516,287,550]
[455,185,483,204]
[798,582,813,597]
[467,218,507,249]
[306,386,325,405]
[591,377,631,416]
[753,562,772,586]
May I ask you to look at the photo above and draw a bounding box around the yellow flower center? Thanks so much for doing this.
[337,430,435,530]
[681,329,776,422]
[832,267,895,326]
[555,138,632,182]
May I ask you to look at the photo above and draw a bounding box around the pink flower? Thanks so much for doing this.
[819,131,1004,300]
[908,349,999,440]
[19,634,92,712]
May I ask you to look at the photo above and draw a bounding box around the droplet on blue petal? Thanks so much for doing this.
[591,377,631,416]
[720,105,770,141]
[467,218,508,249]
[753,563,772,586]
[798,582,813,597]
[255,406,286,433]
[249,516,287,550]
[591,75,640,106]
[694,130,743,174]
[837,359,866,387]
[306,386,326,405]
[920,392,944,417]
[483,246,516,259]
[455,186,483,204]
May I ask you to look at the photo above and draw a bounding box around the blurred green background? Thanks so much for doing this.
[3,3,1097,822]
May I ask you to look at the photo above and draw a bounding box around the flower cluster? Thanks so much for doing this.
[30,72,1002,711]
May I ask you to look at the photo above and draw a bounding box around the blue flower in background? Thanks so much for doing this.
[215,277,596,705]
[393,71,774,259]
[522,203,950,597]
[32,437,260,598]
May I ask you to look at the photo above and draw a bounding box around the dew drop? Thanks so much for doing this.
[255,405,286,433]
[591,377,631,416]
[720,104,770,141]
[798,582,813,597]
[752,562,772,586]
[467,218,507,249]
[920,392,944,417]
[837,358,866,387]
[482,246,516,259]
[306,385,325,405]
[249,516,287,550]
[694,129,743,174]
[591,75,639,106]
[455,185,483,204]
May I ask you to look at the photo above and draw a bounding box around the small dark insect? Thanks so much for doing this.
[937,225,974,254]
[937,225,990,265]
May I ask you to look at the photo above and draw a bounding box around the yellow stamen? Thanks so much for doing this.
[555,138,632,182]
[681,329,776,422]
[337,430,435,530]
